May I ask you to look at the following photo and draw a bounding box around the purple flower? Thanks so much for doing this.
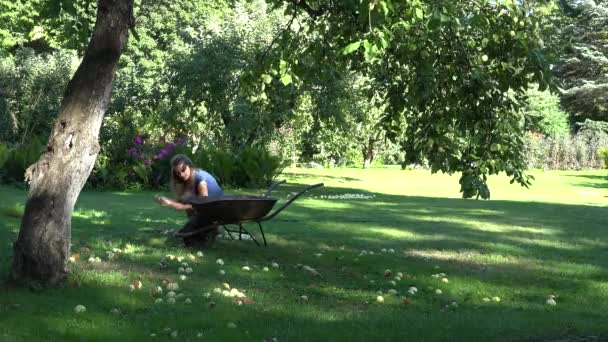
[131,151,138,158]
[144,159,151,166]
[166,143,176,150]
[134,136,142,144]
[159,136,166,143]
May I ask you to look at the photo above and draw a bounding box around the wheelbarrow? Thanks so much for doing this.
[174,180,323,248]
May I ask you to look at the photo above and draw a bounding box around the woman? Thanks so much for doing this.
[155,154,224,212]
[156,154,224,247]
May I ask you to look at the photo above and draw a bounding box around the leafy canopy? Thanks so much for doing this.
[254,0,559,199]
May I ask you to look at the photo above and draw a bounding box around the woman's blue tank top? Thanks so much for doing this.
[194,169,224,199]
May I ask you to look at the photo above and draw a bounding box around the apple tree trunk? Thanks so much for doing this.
[11,0,134,287]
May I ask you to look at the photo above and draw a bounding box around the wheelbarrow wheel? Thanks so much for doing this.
[183,226,218,249]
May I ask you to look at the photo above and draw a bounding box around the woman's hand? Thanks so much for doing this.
[155,195,192,211]
[154,195,173,206]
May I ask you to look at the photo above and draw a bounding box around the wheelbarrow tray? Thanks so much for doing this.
[190,196,278,224]
[175,181,323,247]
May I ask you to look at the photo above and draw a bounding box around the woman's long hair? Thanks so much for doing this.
[170,154,196,199]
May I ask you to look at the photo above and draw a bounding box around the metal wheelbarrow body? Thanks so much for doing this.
[174,180,323,247]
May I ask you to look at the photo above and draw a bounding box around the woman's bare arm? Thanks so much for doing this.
[155,196,192,211]
[196,181,209,202]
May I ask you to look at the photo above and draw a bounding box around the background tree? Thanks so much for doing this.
[167,1,293,151]
[261,0,558,198]
[555,0,608,125]
[0,0,41,52]
[300,73,399,168]
[0,48,78,144]
[523,87,570,137]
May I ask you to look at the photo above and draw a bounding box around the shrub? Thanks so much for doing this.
[88,135,191,190]
[1,136,45,184]
[524,88,570,137]
[0,142,9,170]
[194,147,237,187]
[0,48,77,143]
[1,202,25,219]
[195,145,286,189]
[237,146,287,188]
[523,132,545,169]
[523,128,608,170]
[598,147,608,169]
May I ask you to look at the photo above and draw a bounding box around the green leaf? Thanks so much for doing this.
[342,41,361,55]
[415,8,424,19]
[261,74,272,84]
[379,1,389,15]
[280,74,292,86]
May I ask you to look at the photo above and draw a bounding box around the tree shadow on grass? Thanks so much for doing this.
[4,240,604,342]
[562,174,608,190]
[114,181,608,287]
[3,180,607,277]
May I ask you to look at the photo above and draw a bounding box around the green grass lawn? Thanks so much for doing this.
[1,167,607,341]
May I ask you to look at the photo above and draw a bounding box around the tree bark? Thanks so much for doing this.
[362,138,375,169]
[11,0,134,287]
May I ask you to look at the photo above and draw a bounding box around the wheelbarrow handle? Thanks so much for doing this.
[258,183,324,222]
[263,180,287,198]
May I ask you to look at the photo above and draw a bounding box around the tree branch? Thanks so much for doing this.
[289,0,325,18]
[259,10,298,63]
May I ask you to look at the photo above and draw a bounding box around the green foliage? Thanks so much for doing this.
[0,142,9,169]
[0,0,97,54]
[0,136,45,183]
[0,47,77,143]
[37,0,97,53]
[598,146,608,169]
[0,142,10,182]
[89,135,191,191]
[555,0,608,124]
[237,146,287,188]
[297,74,404,168]
[0,0,40,52]
[0,201,24,219]
[87,135,282,191]
[93,1,236,185]
[524,129,608,170]
[194,147,237,188]
[261,0,559,198]
[524,87,570,137]
[459,168,491,200]
[0,0,565,199]
[166,0,290,151]
[195,145,286,188]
